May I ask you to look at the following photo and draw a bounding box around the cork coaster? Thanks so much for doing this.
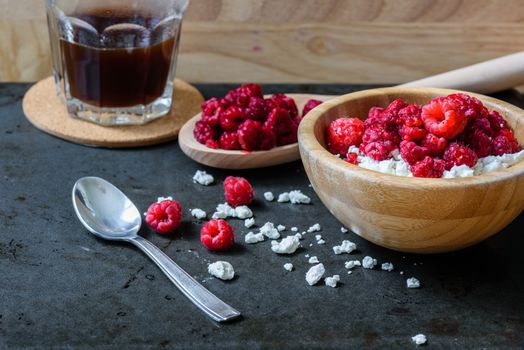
[22,76,204,148]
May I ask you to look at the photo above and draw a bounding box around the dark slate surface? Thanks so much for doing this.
[1,83,523,349]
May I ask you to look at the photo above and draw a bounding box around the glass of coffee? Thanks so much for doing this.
[46,0,189,125]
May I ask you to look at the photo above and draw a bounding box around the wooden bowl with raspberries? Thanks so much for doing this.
[298,87,524,253]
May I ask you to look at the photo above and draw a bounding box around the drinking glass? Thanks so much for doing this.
[46,0,189,125]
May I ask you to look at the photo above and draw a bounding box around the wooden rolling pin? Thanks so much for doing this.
[399,51,524,94]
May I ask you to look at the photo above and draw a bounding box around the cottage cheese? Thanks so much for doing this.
[291,227,298,232]
[325,275,340,288]
[381,262,394,272]
[283,263,294,271]
[245,231,265,244]
[277,225,286,232]
[157,196,173,202]
[315,234,322,241]
[264,192,275,201]
[362,256,377,269]
[208,261,234,280]
[244,217,255,228]
[345,260,361,269]
[271,235,300,254]
[212,203,253,220]
[294,233,303,240]
[190,208,207,220]
[235,206,253,219]
[308,256,319,264]
[407,277,421,289]
[305,263,325,285]
[333,240,357,255]
[340,227,349,233]
[317,239,326,245]
[411,334,427,346]
[193,170,214,185]
[259,222,280,239]
[278,190,311,204]
[307,223,321,233]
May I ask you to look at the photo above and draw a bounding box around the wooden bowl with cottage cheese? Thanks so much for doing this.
[298,87,524,253]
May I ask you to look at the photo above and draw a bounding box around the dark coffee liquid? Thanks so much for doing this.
[61,9,176,108]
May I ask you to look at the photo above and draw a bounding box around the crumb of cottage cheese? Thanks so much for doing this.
[212,203,253,220]
[244,217,255,228]
[308,256,319,264]
[277,224,286,231]
[271,235,300,254]
[381,262,394,272]
[294,233,303,240]
[325,275,340,288]
[315,234,322,241]
[245,231,265,244]
[411,334,427,346]
[264,191,275,201]
[307,223,321,233]
[193,170,214,185]
[305,263,325,286]
[291,227,298,232]
[400,271,404,275]
[259,222,280,239]
[305,254,310,258]
[362,256,377,269]
[407,277,420,288]
[208,261,234,280]
[317,239,326,245]
[278,190,311,204]
[333,240,357,255]
[190,208,206,220]
[345,260,361,269]
[283,263,294,271]
[340,227,348,233]
[157,196,173,202]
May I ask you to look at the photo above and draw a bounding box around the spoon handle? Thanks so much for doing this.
[130,236,241,322]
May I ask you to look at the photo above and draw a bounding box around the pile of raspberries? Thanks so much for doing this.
[326,93,520,178]
[194,84,322,151]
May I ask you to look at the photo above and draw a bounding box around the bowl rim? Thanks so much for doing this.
[298,86,524,189]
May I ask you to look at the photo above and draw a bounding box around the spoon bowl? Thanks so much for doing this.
[72,176,241,322]
[178,93,334,169]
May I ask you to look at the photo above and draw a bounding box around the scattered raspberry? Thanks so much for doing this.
[400,140,429,165]
[421,96,468,139]
[223,176,254,207]
[492,129,520,156]
[220,106,246,131]
[238,120,263,151]
[200,219,235,251]
[326,118,365,155]
[219,132,241,150]
[302,99,323,117]
[146,200,183,235]
[345,152,359,165]
[193,120,217,144]
[264,108,298,146]
[442,142,478,170]
[410,156,446,178]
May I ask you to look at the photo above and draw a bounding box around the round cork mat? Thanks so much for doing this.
[22,76,204,148]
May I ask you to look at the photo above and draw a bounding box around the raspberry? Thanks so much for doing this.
[410,156,446,178]
[201,97,227,127]
[302,99,323,117]
[365,99,406,129]
[462,129,493,157]
[361,141,396,161]
[398,104,427,141]
[266,94,299,119]
[264,108,298,146]
[466,117,494,137]
[326,117,365,155]
[205,139,219,149]
[399,140,429,165]
[225,84,263,108]
[145,200,183,235]
[345,152,359,165]
[362,123,401,145]
[487,111,509,133]
[237,119,263,151]
[492,129,520,156]
[219,132,241,150]
[442,142,478,170]
[259,126,277,150]
[193,120,217,144]
[220,106,246,131]
[421,96,468,139]
[223,176,254,207]
[367,106,384,120]
[421,133,447,157]
[200,219,235,251]
[245,96,268,121]
[446,93,487,119]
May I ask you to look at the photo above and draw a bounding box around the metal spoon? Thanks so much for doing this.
[72,176,241,322]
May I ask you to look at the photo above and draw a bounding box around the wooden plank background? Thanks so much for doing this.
[1,0,524,83]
